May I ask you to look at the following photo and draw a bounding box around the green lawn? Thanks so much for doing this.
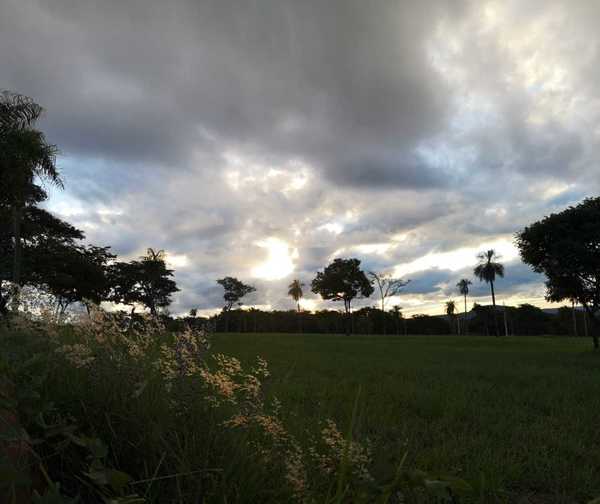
[213,333,600,502]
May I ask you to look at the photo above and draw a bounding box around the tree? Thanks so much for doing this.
[474,249,504,336]
[287,279,304,312]
[456,278,472,335]
[217,277,256,311]
[368,271,409,334]
[0,205,85,316]
[0,91,43,136]
[0,92,61,294]
[110,249,179,316]
[311,258,373,335]
[445,300,457,334]
[217,276,256,332]
[42,245,115,316]
[516,197,600,349]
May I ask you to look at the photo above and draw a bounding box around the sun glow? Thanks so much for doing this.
[166,253,190,269]
[252,238,297,281]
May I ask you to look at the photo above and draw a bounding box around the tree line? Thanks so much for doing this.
[2,91,599,347]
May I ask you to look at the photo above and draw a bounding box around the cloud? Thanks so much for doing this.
[2,0,599,315]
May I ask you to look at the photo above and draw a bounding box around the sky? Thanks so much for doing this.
[2,0,599,316]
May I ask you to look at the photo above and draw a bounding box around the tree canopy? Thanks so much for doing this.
[287,279,304,312]
[517,197,600,348]
[217,276,256,311]
[311,258,373,316]
[110,251,179,316]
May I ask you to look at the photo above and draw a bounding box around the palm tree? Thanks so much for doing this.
[146,248,166,261]
[445,300,457,334]
[287,279,304,312]
[0,91,43,135]
[474,249,504,336]
[0,92,61,293]
[457,279,472,335]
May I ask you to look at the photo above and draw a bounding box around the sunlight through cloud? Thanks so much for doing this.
[252,238,297,281]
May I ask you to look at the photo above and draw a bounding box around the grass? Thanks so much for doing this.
[3,320,600,503]
[213,333,600,502]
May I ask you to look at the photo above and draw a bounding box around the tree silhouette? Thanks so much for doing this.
[456,278,472,335]
[287,279,304,312]
[110,249,179,317]
[43,245,115,316]
[217,277,256,311]
[217,277,255,332]
[517,197,600,349]
[474,249,504,336]
[0,91,43,136]
[368,271,409,334]
[311,258,373,335]
[1,206,84,317]
[446,300,457,334]
[0,91,61,296]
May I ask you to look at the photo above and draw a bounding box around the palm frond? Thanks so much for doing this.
[0,91,44,135]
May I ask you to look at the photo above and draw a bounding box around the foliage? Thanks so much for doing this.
[473,250,504,288]
[312,258,373,314]
[287,279,304,312]
[0,206,88,314]
[517,197,600,348]
[109,250,179,315]
[0,310,472,503]
[0,90,43,136]
[474,250,504,336]
[457,279,471,298]
[216,276,256,311]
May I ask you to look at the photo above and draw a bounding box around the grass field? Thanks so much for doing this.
[213,333,600,502]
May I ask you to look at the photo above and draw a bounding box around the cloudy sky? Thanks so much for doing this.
[2,0,599,315]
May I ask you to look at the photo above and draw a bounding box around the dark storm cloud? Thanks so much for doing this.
[328,154,445,189]
[0,0,463,184]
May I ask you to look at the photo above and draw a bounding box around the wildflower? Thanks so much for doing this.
[55,343,95,368]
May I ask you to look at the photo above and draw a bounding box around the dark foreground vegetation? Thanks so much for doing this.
[2,314,479,503]
[3,320,600,503]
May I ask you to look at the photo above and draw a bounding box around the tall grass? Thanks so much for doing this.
[0,308,468,503]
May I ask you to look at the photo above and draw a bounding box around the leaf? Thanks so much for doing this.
[106,469,133,493]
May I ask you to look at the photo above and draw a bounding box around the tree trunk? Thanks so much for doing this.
[571,300,578,337]
[464,294,468,335]
[11,205,23,312]
[0,287,8,322]
[583,305,599,349]
[11,206,22,286]
[344,300,351,336]
[490,280,499,337]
